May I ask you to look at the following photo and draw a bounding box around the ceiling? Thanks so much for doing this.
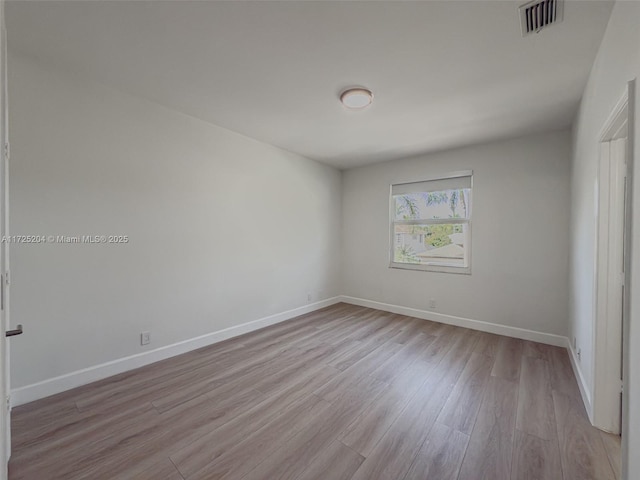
[6,1,613,169]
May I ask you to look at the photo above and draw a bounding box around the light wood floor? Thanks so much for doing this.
[9,303,621,480]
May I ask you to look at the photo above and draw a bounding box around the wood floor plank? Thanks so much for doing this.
[437,352,493,434]
[340,358,433,457]
[516,356,556,440]
[169,364,338,478]
[491,336,524,382]
[369,332,437,384]
[391,316,432,344]
[403,423,469,480]
[327,319,405,371]
[9,403,160,479]
[600,431,622,480]
[10,400,81,449]
[296,440,364,480]
[345,312,396,342]
[126,457,184,480]
[55,387,264,480]
[410,317,442,336]
[547,345,583,400]
[314,340,402,402]
[294,315,366,349]
[428,322,458,337]
[239,342,335,394]
[191,374,387,480]
[473,332,502,357]
[341,333,455,456]
[457,376,518,480]
[320,311,387,347]
[10,401,155,464]
[184,394,333,480]
[553,390,616,480]
[151,377,223,414]
[522,340,553,360]
[510,430,563,480]
[315,338,362,364]
[399,328,458,369]
[237,376,388,480]
[348,332,479,480]
[313,309,366,334]
[249,346,340,396]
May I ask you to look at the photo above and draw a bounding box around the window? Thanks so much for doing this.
[390,171,472,274]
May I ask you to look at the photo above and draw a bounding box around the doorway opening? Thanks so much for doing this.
[593,82,634,449]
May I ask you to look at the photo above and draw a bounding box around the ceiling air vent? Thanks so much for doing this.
[519,0,563,36]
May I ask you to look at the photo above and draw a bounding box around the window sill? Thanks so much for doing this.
[389,262,471,275]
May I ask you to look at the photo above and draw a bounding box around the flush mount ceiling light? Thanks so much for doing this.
[340,88,373,110]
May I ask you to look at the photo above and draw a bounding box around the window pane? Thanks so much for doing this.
[393,223,467,266]
[393,189,470,221]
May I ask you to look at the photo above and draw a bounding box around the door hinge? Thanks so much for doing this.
[5,270,9,286]
[5,395,10,411]
[3,142,8,160]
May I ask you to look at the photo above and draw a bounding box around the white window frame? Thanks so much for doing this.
[389,170,472,274]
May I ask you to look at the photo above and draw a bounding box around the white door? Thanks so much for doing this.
[606,137,627,433]
[593,138,626,433]
[595,135,627,434]
[0,0,8,477]
[594,86,630,434]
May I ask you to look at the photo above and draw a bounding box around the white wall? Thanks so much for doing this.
[7,51,342,391]
[342,130,571,338]
[569,1,640,477]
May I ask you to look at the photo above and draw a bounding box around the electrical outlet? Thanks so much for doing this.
[307,293,312,302]
[428,299,436,309]
[141,331,151,346]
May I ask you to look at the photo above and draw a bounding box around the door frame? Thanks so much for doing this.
[0,0,7,477]
[592,82,634,438]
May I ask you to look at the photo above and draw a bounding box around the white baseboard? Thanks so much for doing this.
[11,297,341,406]
[566,340,594,423]
[339,295,568,347]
